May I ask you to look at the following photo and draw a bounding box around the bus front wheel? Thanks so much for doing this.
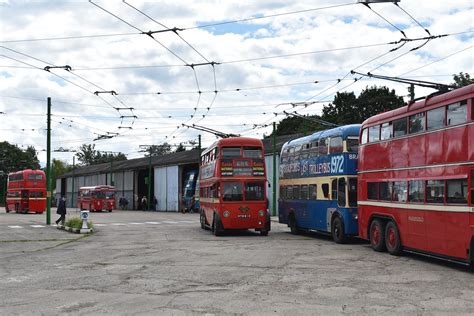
[370,219,386,252]
[385,221,402,256]
[331,216,346,244]
[213,213,224,236]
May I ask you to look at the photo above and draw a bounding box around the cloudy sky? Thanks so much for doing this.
[0,0,472,165]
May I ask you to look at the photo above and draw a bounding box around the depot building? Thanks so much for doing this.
[57,135,298,212]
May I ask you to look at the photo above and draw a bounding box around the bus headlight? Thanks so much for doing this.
[258,210,265,217]
[223,210,230,218]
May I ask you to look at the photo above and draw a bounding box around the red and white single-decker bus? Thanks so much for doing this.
[77,185,116,212]
[6,169,46,214]
[358,84,474,265]
[199,137,271,236]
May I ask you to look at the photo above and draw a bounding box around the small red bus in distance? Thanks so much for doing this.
[6,169,46,214]
[358,84,474,265]
[77,185,116,212]
[199,137,271,236]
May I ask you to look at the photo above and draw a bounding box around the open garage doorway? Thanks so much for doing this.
[135,169,154,210]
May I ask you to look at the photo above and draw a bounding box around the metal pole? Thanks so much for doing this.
[71,156,75,208]
[46,97,51,225]
[272,122,277,217]
[198,134,201,158]
[147,148,151,210]
[409,83,415,102]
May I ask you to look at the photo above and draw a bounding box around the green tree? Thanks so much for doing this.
[75,144,127,166]
[272,115,327,136]
[145,143,172,157]
[175,143,186,152]
[452,72,474,88]
[51,159,72,191]
[322,85,404,125]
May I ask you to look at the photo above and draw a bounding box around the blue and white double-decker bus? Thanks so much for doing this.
[278,124,361,243]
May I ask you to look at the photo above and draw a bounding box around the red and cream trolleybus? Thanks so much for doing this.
[77,185,116,212]
[358,84,474,265]
[6,169,46,214]
[199,137,271,236]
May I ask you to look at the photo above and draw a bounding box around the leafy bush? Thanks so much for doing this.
[65,217,93,229]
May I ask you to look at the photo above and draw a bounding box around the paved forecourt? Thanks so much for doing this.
[1,208,473,315]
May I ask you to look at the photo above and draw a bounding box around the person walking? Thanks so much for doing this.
[152,196,157,211]
[141,195,148,211]
[55,196,67,226]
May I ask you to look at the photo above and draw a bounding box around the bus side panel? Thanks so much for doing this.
[390,138,408,169]
[444,125,469,164]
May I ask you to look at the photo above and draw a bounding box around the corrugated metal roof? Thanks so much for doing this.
[60,134,301,178]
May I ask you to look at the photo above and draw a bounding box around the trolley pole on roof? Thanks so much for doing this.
[272,122,277,217]
[46,97,51,225]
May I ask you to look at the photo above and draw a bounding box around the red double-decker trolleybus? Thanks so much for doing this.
[77,185,116,212]
[6,169,46,214]
[199,137,271,236]
[358,84,474,265]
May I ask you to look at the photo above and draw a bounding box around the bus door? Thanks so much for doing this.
[325,178,339,232]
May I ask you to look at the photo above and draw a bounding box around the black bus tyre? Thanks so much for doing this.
[5,204,9,213]
[385,221,403,256]
[288,213,299,235]
[15,204,19,213]
[200,210,209,230]
[260,230,269,236]
[370,219,386,252]
[331,216,347,244]
[213,213,224,236]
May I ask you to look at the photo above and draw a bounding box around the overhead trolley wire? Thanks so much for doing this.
[183,2,357,31]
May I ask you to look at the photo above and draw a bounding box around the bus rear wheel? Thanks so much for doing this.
[200,210,209,230]
[370,219,386,252]
[331,216,346,244]
[385,221,402,256]
[288,214,299,235]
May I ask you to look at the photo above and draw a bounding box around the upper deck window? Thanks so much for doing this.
[427,106,445,130]
[318,138,328,155]
[329,137,343,154]
[309,141,319,157]
[393,118,407,137]
[28,174,44,180]
[360,128,368,145]
[380,122,392,140]
[447,100,467,126]
[222,147,241,158]
[368,125,380,142]
[346,138,359,152]
[243,147,262,159]
[409,112,425,134]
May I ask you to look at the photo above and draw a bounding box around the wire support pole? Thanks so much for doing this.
[272,122,277,217]
[46,97,52,225]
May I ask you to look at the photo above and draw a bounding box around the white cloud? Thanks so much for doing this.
[0,0,472,165]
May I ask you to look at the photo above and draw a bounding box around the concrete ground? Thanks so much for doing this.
[0,208,473,315]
